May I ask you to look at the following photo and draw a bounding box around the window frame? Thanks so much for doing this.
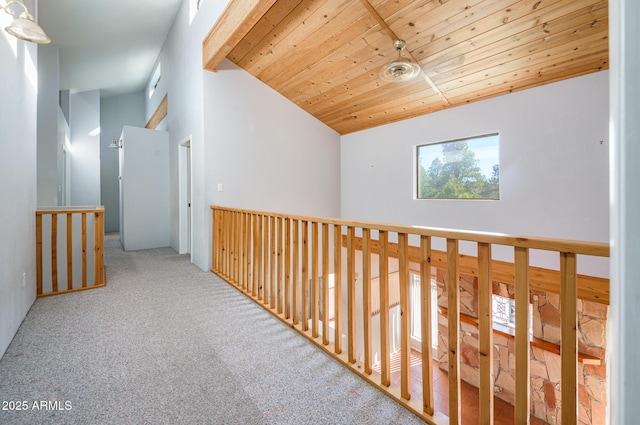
[415,132,500,200]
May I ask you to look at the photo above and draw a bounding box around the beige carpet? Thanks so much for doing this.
[0,234,424,424]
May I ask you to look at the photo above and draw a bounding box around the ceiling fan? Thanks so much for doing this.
[380,40,421,82]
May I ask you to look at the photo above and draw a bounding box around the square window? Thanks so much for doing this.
[417,133,500,200]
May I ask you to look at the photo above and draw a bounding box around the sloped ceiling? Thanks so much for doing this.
[203,0,608,135]
[39,0,183,97]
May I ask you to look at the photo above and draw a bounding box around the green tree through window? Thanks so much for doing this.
[417,134,499,199]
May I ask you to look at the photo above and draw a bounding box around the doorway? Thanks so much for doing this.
[179,138,192,256]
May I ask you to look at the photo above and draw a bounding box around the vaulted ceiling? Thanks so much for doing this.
[203,0,608,135]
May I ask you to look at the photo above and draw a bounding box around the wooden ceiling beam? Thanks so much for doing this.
[202,0,278,72]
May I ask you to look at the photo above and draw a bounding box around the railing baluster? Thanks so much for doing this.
[284,218,291,319]
[347,226,356,364]
[270,215,276,308]
[36,214,43,296]
[237,211,242,285]
[235,211,240,283]
[561,251,578,425]
[398,232,411,400]
[362,228,372,374]
[218,209,223,273]
[213,209,218,272]
[312,221,319,338]
[226,210,231,279]
[263,215,269,304]
[94,211,104,286]
[231,211,236,284]
[293,219,300,325]
[252,214,259,297]
[447,238,461,425]
[51,213,58,293]
[244,212,250,292]
[420,235,434,415]
[301,220,309,331]
[515,246,531,424]
[333,224,342,354]
[231,211,236,283]
[478,242,494,425]
[277,216,283,314]
[66,213,73,290]
[379,230,390,386]
[81,213,87,287]
[322,222,329,345]
[256,215,263,300]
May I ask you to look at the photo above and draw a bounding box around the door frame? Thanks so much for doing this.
[179,137,192,257]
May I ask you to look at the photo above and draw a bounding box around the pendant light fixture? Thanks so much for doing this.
[380,40,420,83]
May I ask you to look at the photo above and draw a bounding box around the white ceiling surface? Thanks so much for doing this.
[38,0,183,98]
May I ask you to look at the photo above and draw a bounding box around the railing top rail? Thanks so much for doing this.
[37,206,105,215]
[211,205,609,257]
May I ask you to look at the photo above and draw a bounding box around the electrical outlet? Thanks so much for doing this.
[22,272,26,287]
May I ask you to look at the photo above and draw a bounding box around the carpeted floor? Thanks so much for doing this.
[0,234,425,424]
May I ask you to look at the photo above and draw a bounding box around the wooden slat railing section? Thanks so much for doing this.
[210,206,609,425]
[36,207,105,297]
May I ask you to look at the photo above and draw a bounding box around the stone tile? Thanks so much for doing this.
[591,399,606,425]
[495,369,515,394]
[578,343,606,359]
[543,351,562,384]
[543,323,561,344]
[579,317,606,348]
[539,302,562,327]
[531,376,545,392]
[578,402,591,425]
[546,292,560,310]
[533,401,548,422]
[461,321,478,335]
[461,342,479,369]
[544,380,557,409]
[493,332,509,347]
[533,306,544,339]
[585,375,607,402]
[532,346,546,362]
[584,363,607,379]
[460,362,480,388]
[532,385,544,404]
[530,358,549,380]
[579,384,591,410]
[499,345,509,372]
[584,301,608,320]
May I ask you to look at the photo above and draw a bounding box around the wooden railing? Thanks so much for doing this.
[210,206,609,425]
[36,207,105,297]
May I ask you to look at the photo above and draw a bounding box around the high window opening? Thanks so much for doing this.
[148,63,161,99]
[416,133,500,200]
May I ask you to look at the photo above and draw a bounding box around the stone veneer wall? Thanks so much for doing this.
[434,268,607,425]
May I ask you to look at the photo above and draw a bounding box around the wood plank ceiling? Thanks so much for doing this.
[203,0,608,135]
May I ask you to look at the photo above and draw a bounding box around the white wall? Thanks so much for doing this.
[342,71,609,275]
[100,91,145,232]
[36,44,59,206]
[145,0,218,266]
[147,0,341,271]
[69,90,101,206]
[0,0,39,358]
[202,59,342,216]
[609,0,640,422]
